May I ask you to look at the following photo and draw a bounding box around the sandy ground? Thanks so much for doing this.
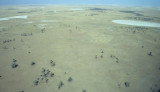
[0,5,160,92]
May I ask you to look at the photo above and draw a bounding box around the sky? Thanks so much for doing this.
[0,0,160,6]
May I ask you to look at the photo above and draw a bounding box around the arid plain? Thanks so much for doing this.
[0,5,160,92]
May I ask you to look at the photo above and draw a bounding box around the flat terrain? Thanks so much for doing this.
[0,5,160,92]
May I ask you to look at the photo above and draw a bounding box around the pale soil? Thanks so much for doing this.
[0,5,160,92]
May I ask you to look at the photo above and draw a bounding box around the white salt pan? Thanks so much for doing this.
[24,22,33,24]
[40,20,57,22]
[37,24,47,28]
[112,20,160,28]
[0,15,28,21]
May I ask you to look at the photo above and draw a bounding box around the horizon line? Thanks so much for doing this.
[0,4,159,7]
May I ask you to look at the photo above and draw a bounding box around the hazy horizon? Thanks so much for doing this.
[0,0,160,6]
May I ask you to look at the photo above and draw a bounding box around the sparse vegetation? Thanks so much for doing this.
[11,62,18,68]
[100,54,103,58]
[68,77,73,82]
[11,59,18,68]
[45,78,49,83]
[31,62,36,66]
[88,13,98,16]
[120,26,148,34]
[50,60,56,67]
[3,38,15,44]
[101,50,104,53]
[33,80,39,86]
[13,59,17,62]
[50,73,54,77]
[126,16,153,21]
[33,67,56,86]
[110,54,119,63]
[124,82,130,87]
[148,52,153,56]
[58,81,64,90]
[21,33,32,36]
